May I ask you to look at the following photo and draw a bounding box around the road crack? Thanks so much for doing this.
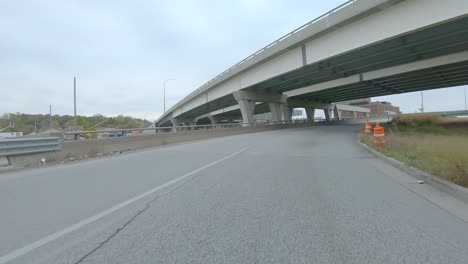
[73,169,211,264]
[73,197,154,264]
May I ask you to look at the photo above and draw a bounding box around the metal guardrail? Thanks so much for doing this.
[0,137,63,157]
[64,122,244,137]
[64,121,289,140]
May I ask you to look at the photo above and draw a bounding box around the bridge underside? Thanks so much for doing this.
[293,60,468,102]
[159,15,468,126]
[208,103,271,122]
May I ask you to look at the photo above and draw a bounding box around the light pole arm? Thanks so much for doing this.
[0,122,14,132]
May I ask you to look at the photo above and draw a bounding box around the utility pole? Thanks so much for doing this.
[419,91,424,113]
[163,79,175,113]
[464,87,467,110]
[73,77,79,140]
[74,77,77,127]
[49,104,52,129]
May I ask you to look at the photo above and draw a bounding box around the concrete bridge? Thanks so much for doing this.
[155,0,468,126]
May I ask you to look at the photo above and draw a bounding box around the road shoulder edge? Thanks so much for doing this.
[357,140,468,204]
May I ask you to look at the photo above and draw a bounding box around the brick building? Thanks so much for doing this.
[358,101,400,117]
[338,98,400,118]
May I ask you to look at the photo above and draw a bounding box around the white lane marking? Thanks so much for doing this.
[0,145,254,264]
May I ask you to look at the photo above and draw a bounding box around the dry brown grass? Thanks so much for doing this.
[399,113,468,123]
[386,114,468,136]
[360,129,468,188]
[363,114,468,187]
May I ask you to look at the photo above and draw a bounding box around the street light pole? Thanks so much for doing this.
[49,104,52,129]
[464,86,467,110]
[163,79,175,113]
[419,91,424,113]
[74,77,77,127]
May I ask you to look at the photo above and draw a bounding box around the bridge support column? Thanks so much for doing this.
[269,103,292,123]
[365,112,370,118]
[333,107,342,121]
[352,111,357,120]
[170,118,182,132]
[268,103,282,123]
[170,118,181,127]
[237,100,256,125]
[305,108,315,122]
[281,104,292,122]
[324,109,331,122]
[209,116,218,125]
[182,121,196,131]
[233,90,288,125]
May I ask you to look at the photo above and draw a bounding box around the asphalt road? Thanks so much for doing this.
[1,125,468,263]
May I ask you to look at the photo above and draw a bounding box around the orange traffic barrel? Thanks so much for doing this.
[365,120,373,133]
[373,122,385,147]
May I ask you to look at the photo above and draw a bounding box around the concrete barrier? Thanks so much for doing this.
[7,122,315,168]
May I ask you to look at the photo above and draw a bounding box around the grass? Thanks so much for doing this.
[360,115,468,188]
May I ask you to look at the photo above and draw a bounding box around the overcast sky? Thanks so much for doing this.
[1,0,467,121]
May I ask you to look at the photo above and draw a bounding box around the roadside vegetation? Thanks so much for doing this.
[360,115,468,188]
[0,113,149,134]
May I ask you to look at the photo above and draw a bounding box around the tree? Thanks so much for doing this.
[64,116,90,130]
[1,112,147,134]
[12,117,31,134]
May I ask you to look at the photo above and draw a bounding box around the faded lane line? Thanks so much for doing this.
[0,145,255,264]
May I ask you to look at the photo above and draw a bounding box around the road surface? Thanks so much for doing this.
[1,125,468,264]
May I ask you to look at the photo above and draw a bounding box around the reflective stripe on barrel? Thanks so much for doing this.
[365,122,373,133]
[373,122,385,147]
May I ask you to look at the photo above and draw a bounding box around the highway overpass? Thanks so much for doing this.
[155,0,468,126]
